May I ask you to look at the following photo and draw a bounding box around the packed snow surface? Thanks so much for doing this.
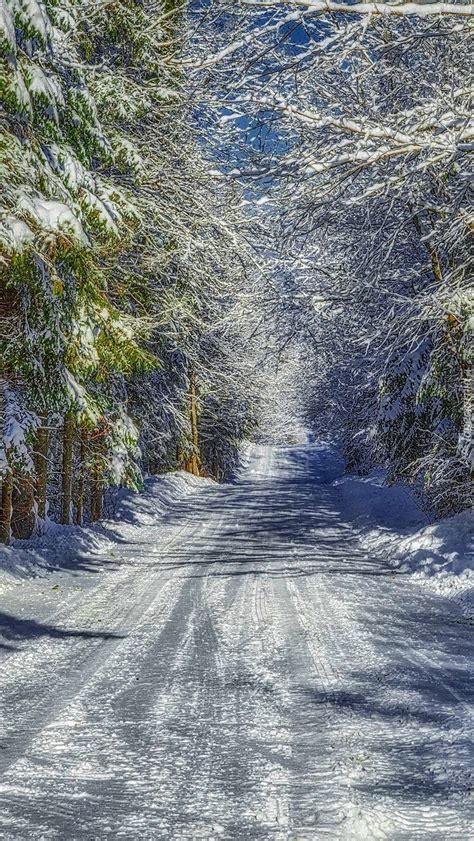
[0,444,473,839]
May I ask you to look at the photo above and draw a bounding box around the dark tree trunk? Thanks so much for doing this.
[90,435,103,523]
[185,371,201,476]
[90,482,103,523]
[61,411,74,525]
[11,473,35,539]
[0,471,13,545]
[35,415,49,525]
[75,429,87,527]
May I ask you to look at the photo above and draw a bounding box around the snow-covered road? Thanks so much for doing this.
[0,445,473,840]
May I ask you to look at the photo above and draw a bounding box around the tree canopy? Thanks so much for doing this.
[1,0,471,541]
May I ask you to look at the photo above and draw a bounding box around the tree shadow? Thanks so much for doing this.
[293,660,474,807]
[0,611,124,652]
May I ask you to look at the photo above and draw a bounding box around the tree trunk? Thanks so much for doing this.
[176,444,185,470]
[90,436,103,523]
[90,481,103,523]
[61,411,74,525]
[185,371,200,476]
[0,471,13,545]
[11,473,36,539]
[411,209,443,284]
[75,429,87,527]
[35,414,49,526]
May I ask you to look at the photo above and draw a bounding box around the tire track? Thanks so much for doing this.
[0,515,207,778]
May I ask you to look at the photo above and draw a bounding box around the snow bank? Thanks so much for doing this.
[335,470,428,532]
[335,470,473,603]
[235,439,255,474]
[391,511,473,585]
[0,471,211,594]
[110,471,210,524]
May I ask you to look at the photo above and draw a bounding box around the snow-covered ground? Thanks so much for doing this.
[334,466,473,610]
[0,443,472,839]
[0,471,210,595]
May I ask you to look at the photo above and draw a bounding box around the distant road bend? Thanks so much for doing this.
[0,445,472,839]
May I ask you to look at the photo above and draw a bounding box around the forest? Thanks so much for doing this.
[0,0,472,535]
[0,2,473,837]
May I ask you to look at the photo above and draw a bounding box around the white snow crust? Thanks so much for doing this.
[0,444,472,840]
[334,468,473,603]
[0,470,209,594]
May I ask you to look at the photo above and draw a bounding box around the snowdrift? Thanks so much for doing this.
[335,470,473,601]
[0,471,211,594]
